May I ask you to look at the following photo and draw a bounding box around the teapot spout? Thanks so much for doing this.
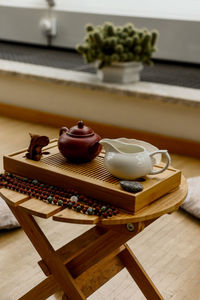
[99,138,120,153]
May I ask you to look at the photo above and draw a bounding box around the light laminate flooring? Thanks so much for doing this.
[0,116,199,300]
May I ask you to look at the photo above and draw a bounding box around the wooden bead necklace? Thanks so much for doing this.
[0,173,119,218]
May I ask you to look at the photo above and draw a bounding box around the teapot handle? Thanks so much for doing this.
[59,127,68,136]
[149,150,171,175]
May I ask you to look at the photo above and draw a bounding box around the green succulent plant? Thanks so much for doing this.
[76,22,159,69]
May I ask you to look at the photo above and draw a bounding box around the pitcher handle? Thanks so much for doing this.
[149,150,171,175]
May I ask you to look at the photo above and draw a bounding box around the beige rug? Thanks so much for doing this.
[0,197,19,229]
[181,176,200,220]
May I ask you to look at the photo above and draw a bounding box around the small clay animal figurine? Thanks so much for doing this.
[58,120,102,162]
[26,134,49,161]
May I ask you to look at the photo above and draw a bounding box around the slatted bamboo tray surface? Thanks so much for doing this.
[3,140,182,214]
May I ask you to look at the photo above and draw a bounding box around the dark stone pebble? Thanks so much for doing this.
[120,181,144,193]
[136,177,146,182]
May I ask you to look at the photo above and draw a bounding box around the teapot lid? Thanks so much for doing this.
[68,121,94,137]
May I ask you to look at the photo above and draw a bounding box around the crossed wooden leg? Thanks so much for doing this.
[9,204,164,300]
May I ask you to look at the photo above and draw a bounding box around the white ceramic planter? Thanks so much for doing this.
[96,61,143,84]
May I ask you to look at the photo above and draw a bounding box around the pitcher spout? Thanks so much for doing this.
[99,138,121,153]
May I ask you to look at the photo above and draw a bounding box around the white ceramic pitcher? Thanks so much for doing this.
[99,138,171,180]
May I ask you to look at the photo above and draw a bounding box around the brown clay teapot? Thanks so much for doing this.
[58,121,102,162]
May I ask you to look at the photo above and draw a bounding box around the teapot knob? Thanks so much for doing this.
[77,121,84,129]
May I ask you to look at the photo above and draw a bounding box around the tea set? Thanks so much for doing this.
[58,120,171,181]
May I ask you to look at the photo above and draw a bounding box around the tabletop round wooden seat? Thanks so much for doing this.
[0,176,187,225]
[0,176,187,300]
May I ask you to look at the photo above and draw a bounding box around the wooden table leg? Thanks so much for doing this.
[9,204,86,300]
[8,203,164,300]
[119,244,164,300]
[37,221,164,300]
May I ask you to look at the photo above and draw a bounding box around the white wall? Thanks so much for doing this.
[2,0,200,20]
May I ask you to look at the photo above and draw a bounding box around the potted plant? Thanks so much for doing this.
[76,22,158,84]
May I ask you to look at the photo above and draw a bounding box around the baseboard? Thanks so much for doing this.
[0,102,200,158]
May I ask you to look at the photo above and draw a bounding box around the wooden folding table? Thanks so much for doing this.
[0,177,187,300]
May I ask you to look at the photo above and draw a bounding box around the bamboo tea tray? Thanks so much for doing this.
[3,140,181,214]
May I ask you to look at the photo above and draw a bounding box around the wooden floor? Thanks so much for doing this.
[0,116,200,300]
